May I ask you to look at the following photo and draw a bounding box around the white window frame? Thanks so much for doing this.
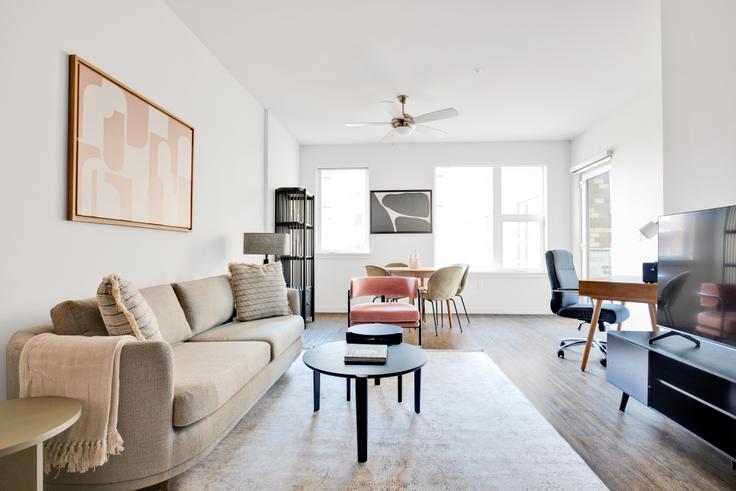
[433,164,547,273]
[316,167,370,255]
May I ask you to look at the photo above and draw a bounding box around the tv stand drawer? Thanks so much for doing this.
[652,378,736,459]
[653,354,736,415]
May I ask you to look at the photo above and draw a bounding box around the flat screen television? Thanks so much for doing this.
[658,204,736,349]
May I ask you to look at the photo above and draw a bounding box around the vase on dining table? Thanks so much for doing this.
[409,250,420,269]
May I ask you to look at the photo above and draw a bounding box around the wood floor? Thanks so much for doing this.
[305,313,736,491]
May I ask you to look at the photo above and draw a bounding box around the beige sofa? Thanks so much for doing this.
[5,274,304,490]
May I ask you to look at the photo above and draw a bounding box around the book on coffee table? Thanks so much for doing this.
[344,344,388,365]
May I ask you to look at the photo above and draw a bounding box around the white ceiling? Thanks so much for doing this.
[166,0,661,144]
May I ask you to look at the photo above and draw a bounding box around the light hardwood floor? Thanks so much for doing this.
[305,313,736,491]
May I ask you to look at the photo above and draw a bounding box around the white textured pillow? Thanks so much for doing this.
[229,262,290,321]
[96,274,162,340]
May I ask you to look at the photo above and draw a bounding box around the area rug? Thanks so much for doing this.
[170,350,607,490]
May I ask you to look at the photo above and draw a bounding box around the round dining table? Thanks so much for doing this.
[385,266,436,287]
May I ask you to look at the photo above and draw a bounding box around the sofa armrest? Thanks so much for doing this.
[108,340,176,476]
[6,325,54,398]
[287,288,301,315]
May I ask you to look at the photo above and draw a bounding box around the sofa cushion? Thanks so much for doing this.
[51,298,108,337]
[97,274,162,340]
[229,262,290,321]
[171,341,270,427]
[172,275,234,335]
[140,285,192,344]
[190,315,304,360]
[50,284,191,343]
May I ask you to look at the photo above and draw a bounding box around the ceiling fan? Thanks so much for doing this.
[345,95,458,139]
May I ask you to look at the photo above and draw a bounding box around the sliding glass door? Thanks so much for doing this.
[581,169,612,279]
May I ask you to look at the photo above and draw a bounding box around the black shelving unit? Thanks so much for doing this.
[275,187,315,322]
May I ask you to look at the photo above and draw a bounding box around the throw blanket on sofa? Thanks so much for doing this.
[19,333,135,473]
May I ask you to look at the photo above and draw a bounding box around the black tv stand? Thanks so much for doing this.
[648,329,701,347]
[608,331,736,470]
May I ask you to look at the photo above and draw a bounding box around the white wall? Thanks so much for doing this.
[0,0,297,398]
[570,89,663,327]
[300,142,571,313]
[661,0,736,214]
[265,110,300,230]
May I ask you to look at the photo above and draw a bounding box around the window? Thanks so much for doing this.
[435,165,546,271]
[318,168,369,253]
[581,169,612,278]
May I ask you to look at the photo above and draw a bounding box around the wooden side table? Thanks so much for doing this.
[0,397,81,491]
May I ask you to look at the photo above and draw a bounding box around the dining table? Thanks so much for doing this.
[385,266,436,288]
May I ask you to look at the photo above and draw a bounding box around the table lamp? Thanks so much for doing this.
[243,233,290,264]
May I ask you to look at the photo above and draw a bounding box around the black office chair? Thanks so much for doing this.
[545,250,630,367]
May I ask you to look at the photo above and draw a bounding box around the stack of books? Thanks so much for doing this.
[344,344,388,365]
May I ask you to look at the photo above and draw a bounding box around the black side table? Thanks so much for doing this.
[303,341,427,462]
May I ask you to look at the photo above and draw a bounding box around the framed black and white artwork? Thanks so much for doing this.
[370,190,432,234]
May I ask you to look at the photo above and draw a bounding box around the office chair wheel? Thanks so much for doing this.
[600,358,607,367]
[557,349,565,359]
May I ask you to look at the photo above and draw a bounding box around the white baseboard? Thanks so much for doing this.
[316,306,549,315]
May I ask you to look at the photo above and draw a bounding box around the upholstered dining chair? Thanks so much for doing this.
[452,263,470,323]
[365,265,391,276]
[385,262,409,268]
[421,265,466,335]
[348,276,423,345]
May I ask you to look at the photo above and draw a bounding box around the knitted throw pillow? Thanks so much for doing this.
[96,274,162,340]
[229,262,290,321]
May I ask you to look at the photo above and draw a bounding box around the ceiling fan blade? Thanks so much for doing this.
[412,107,459,124]
[379,100,403,118]
[345,122,391,127]
[415,124,448,135]
[380,128,396,143]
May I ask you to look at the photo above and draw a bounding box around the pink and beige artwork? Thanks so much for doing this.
[69,55,194,231]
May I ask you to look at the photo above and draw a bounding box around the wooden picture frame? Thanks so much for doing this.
[68,55,194,231]
[370,189,433,234]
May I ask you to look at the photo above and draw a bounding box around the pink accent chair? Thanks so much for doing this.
[348,276,423,346]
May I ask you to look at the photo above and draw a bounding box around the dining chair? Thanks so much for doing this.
[452,263,470,323]
[348,276,423,345]
[421,265,466,335]
[385,262,409,268]
[365,265,391,276]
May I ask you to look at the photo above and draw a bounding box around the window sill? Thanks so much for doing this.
[316,252,372,259]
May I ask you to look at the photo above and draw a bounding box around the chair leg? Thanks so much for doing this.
[560,339,588,349]
[440,301,444,327]
[430,301,438,336]
[450,299,463,333]
[458,294,470,323]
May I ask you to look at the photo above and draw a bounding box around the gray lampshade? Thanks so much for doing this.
[243,233,290,256]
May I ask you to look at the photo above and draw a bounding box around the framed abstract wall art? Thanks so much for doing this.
[370,190,432,233]
[67,55,194,231]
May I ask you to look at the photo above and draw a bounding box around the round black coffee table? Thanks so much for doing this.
[303,341,427,462]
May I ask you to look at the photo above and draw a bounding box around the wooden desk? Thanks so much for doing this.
[385,266,436,288]
[578,278,658,371]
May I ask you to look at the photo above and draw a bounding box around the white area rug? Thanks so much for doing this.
[171,351,607,490]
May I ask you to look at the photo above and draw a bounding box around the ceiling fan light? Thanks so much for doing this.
[394,125,414,136]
